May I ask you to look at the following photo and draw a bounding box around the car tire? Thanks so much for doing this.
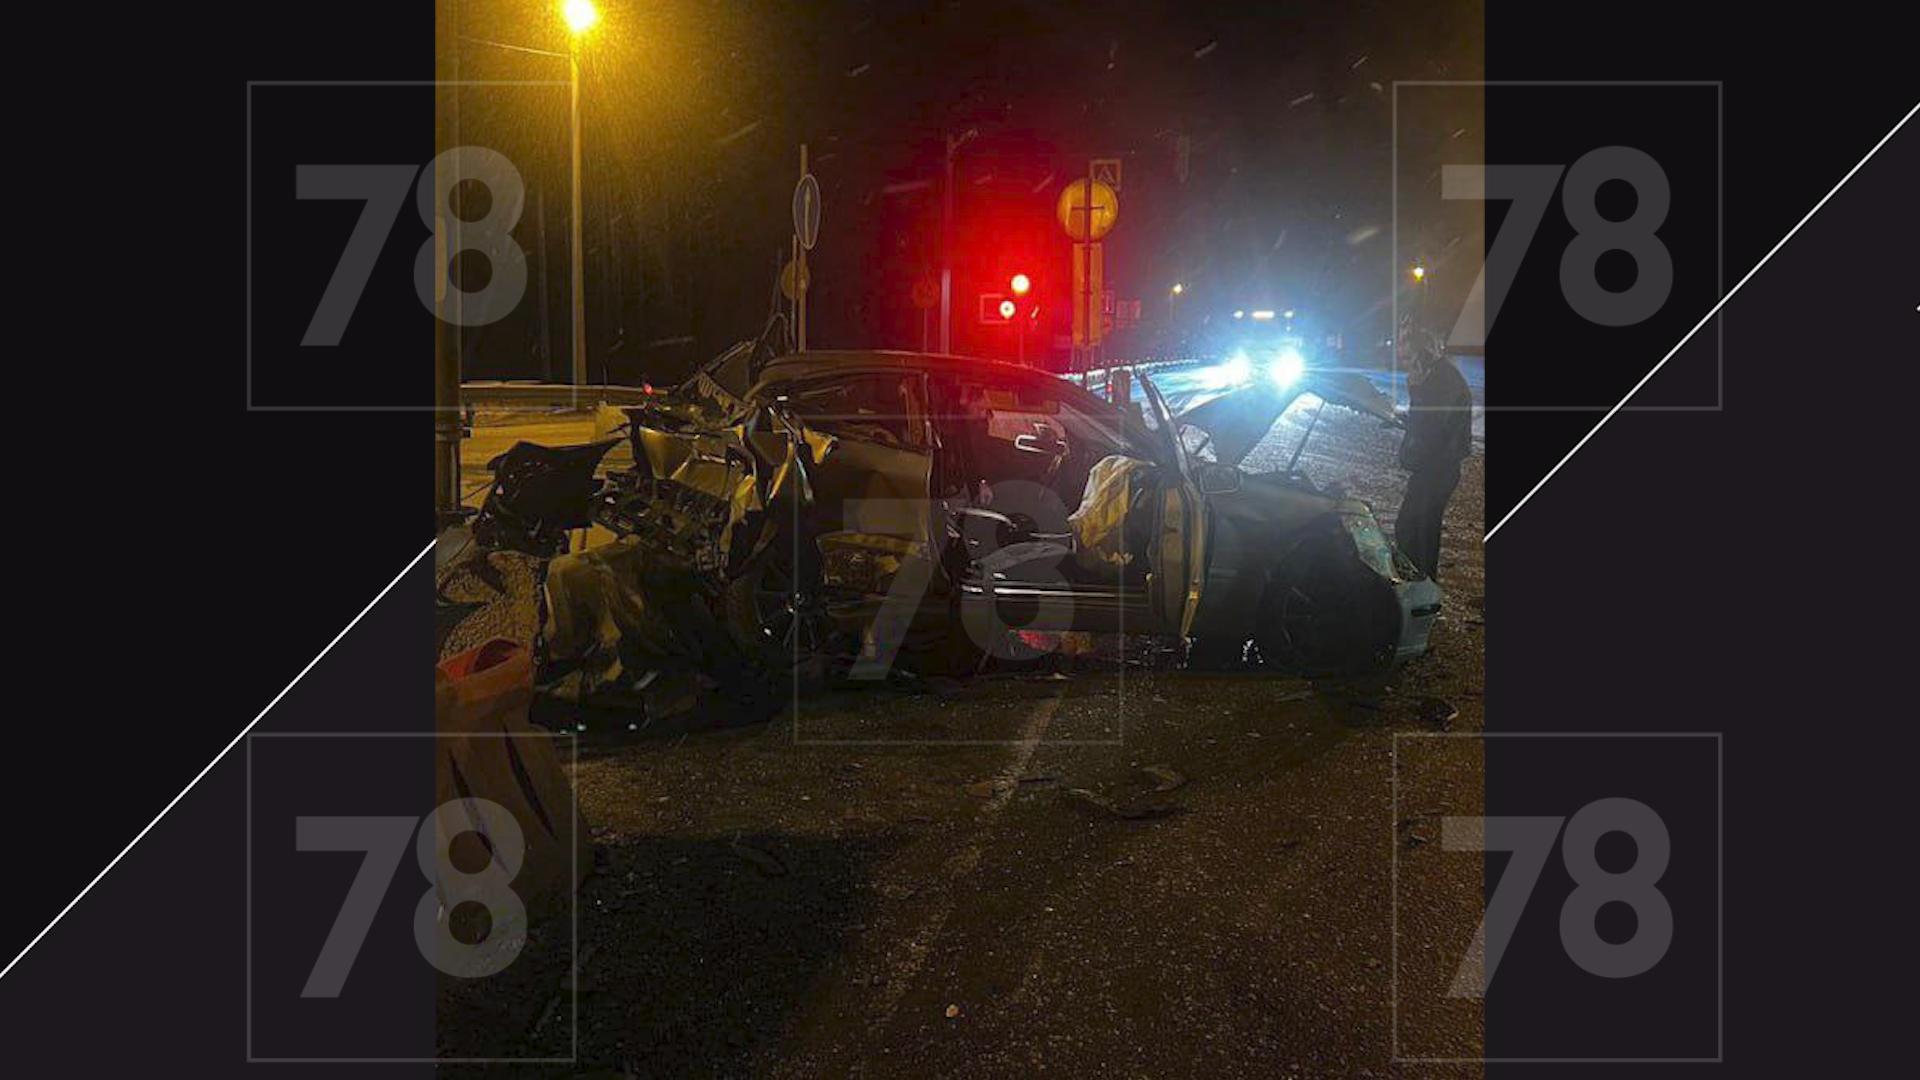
[1252,530,1400,676]
[723,537,831,695]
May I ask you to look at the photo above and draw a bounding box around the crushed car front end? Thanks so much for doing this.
[1172,370,1445,672]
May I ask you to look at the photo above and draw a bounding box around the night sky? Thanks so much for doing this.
[449,0,1484,383]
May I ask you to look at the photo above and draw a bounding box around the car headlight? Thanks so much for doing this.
[1270,345,1307,388]
[1204,349,1255,389]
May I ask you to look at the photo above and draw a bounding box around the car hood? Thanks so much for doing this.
[1175,369,1397,467]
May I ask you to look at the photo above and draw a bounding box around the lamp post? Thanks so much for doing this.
[435,0,461,524]
[563,1,598,392]
[457,1,598,396]
[939,128,977,355]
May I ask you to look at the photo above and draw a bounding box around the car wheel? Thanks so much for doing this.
[724,539,831,694]
[1252,533,1399,676]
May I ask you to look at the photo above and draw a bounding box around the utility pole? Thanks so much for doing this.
[536,185,553,380]
[940,134,954,354]
[939,128,976,355]
[568,42,588,394]
[432,0,462,525]
[797,143,809,352]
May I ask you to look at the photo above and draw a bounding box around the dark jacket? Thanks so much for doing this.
[1400,359,1473,472]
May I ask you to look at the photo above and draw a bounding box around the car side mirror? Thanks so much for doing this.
[1196,463,1242,495]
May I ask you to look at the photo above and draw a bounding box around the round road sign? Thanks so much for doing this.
[793,174,822,250]
[1056,178,1118,241]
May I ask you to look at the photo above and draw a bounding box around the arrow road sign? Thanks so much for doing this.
[793,173,822,250]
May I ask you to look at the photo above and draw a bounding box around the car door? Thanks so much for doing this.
[1138,373,1209,637]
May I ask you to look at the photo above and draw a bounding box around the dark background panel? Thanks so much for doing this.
[1,3,438,1074]
[1485,1,1916,1071]
[1480,736,1720,1061]
[1483,2,1915,526]
[247,83,437,409]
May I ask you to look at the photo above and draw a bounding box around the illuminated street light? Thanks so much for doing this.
[1171,282,1185,296]
[561,0,601,388]
[456,9,605,392]
[1282,309,1295,320]
[1010,273,1031,297]
[1250,309,1276,321]
[562,0,600,34]
[1411,265,1426,282]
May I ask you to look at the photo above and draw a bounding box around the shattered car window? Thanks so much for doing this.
[1179,422,1220,464]
[1054,397,1138,461]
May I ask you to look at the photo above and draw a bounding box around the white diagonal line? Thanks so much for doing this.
[0,537,437,983]
[1485,99,1918,542]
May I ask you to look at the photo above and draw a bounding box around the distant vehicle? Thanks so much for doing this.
[475,339,1440,681]
[1206,308,1343,382]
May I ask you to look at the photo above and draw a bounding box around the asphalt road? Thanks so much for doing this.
[446,371,1487,1077]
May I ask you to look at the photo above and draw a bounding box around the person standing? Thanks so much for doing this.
[1396,330,1473,581]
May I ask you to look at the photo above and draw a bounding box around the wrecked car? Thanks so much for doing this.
[473,334,1441,690]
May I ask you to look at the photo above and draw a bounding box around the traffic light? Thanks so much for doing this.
[982,274,1037,334]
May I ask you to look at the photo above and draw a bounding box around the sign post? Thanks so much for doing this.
[792,145,822,352]
[911,276,939,351]
[1057,169,1117,373]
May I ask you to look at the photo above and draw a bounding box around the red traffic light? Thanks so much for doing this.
[1009,273,1032,297]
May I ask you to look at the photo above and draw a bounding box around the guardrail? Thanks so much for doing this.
[461,381,657,410]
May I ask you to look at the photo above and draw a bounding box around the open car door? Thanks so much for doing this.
[1175,369,1398,468]
[1138,373,1209,637]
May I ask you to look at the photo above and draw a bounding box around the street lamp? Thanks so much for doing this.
[456,18,598,391]
[459,8,599,391]
[562,1,598,392]
[1411,264,1426,282]
[562,0,599,33]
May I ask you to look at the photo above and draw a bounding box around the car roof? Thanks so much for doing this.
[754,349,1168,456]
[755,350,1110,405]
[762,349,1042,380]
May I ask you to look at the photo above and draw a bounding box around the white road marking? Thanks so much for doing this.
[868,688,1065,1026]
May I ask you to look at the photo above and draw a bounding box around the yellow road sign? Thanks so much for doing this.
[1056,178,1118,241]
[780,258,811,301]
